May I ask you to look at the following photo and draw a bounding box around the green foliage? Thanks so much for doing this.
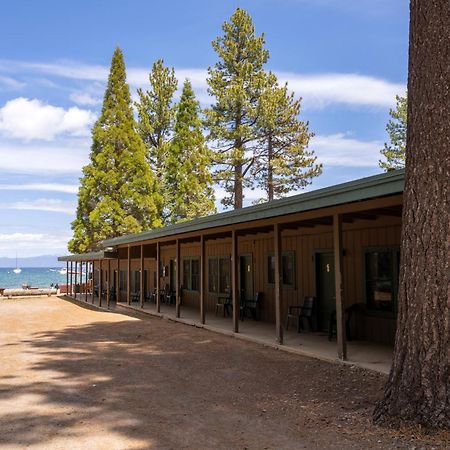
[165,80,216,223]
[135,59,178,219]
[380,94,407,170]
[253,72,322,201]
[69,48,161,253]
[205,7,269,209]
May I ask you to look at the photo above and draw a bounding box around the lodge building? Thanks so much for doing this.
[59,169,404,367]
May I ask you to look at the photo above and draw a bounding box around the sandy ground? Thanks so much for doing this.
[0,297,448,450]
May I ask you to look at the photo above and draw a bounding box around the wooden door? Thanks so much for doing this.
[316,252,336,330]
[239,255,254,302]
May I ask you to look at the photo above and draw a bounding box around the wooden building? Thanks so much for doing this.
[59,169,404,360]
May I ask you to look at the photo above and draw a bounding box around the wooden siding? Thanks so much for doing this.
[93,215,400,344]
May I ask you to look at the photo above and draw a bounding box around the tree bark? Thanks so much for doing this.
[373,0,450,428]
[267,133,274,201]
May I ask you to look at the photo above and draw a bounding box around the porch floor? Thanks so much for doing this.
[64,294,393,375]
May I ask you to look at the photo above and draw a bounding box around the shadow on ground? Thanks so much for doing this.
[0,299,448,449]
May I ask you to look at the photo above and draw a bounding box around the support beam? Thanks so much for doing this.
[70,261,73,297]
[333,213,347,360]
[274,223,283,344]
[116,255,120,302]
[156,242,161,313]
[66,261,69,295]
[175,239,181,318]
[127,246,131,305]
[85,261,88,302]
[200,235,205,324]
[107,259,111,308]
[99,260,103,307]
[140,244,144,308]
[231,230,239,333]
[91,261,95,304]
[74,261,77,299]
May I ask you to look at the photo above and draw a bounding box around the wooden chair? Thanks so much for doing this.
[215,292,232,317]
[240,292,263,321]
[285,296,316,332]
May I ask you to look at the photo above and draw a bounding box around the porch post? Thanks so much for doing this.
[116,254,120,302]
[85,261,88,302]
[91,261,95,304]
[66,261,69,294]
[231,230,239,333]
[140,244,144,308]
[70,262,73,296]
[107,259,111,308]
[74,261,78,299]
[274,223,284,344]
[99,260,102,308]
[200,235,205,324]
[333,213,347,360]
[156,242,161,313]
[175,239,181,318]
[127,246,131,305]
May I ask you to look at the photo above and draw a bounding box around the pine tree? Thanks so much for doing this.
[69,48,161,253]
[379,94,407,171]
[205,8,269,209]
[253,72,322,201]
[165,80,216,223]
[135,59,177,220]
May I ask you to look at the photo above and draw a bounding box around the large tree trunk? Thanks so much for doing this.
[373,0,450,428]
[267,133,274,201]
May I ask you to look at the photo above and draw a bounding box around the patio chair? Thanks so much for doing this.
[215,292,232,317]
[239,292,263,321]
[285,296,316,332]
[131,291,140,303]
[145,289,157,303]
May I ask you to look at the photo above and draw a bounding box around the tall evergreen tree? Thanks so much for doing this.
[253,72,322,201]
[379,94,407,171]
[69,48,161,253]
[165,80,215,223]
[205,8,269,209]
[135,59,177,220]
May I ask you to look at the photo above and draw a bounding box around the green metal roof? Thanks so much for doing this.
[58,250,117,262]
[102,169,404,248]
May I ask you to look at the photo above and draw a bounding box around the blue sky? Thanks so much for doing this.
[0,0,409,258]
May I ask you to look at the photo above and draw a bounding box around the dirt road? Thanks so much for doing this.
[0,297,447,449]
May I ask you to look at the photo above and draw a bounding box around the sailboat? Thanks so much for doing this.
[13,253,21,274]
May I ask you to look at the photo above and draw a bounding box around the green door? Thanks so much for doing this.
[239,255,253,301]
[316,253,336,330]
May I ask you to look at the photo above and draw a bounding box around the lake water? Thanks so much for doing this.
[0,268,67,289]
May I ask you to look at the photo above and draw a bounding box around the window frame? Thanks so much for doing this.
[182,257,200,292]
[208,255,231,295]
[266,251,296,288]
[363,246,400,317]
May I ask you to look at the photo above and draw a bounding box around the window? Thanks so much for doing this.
[267,252,295,287]
[208,256,230,294]
[119,270,127,291]
[182,258,200,291]
[365,247,400,313]
[282,252,295,286]
[133,270,140,292]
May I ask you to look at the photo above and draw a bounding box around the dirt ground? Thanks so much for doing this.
[0,297,448,450]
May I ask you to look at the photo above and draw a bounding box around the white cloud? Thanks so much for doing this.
[278,72,405,109]
[311,133,382,167]
[0,139,89,174]
[0,232,70,257]
[0,75,25,90]
[0,59,405,109]
[0,183,79,194]
[0,198,76,215]
[0,97,96,141]
[69,91,102,106]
